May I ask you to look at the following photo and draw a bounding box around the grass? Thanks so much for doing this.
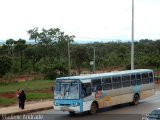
[26,92,53,101]
[0,92,53,107]
[0,80,54,94]
[0,98,17,107]
[0,80,54,107]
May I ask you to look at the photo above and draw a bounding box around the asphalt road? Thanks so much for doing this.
[30,91,160,120]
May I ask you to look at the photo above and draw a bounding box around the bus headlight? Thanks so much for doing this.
[54,102,59,106]
[72,102,79,106]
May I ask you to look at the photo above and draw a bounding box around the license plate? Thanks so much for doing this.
[61,106,69,111]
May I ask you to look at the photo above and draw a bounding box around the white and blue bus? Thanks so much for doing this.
[53,69,155,115]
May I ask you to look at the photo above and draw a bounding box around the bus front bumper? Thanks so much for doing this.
[54,105,81,112]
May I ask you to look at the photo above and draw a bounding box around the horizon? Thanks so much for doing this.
[0,38,159,46]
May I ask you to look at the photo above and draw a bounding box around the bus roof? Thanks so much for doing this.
[56,69,153,81]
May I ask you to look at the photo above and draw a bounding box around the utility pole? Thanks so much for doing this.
[68,39,71,76]
[93,47,95,73]
[131,0,134,70]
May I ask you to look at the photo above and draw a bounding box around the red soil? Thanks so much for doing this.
[0,93,16,98]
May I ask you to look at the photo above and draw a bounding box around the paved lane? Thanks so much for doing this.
[31,91,160,120]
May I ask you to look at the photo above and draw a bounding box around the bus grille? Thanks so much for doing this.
[60,104,70,106]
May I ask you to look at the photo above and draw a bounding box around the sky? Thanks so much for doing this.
[0,0,160,42]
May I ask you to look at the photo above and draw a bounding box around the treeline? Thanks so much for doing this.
[0,27,160,80]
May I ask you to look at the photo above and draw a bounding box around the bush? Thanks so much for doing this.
[3,72,15,81]
[0,55,12,77]
[23,60,32,73]
[43,65,58,80]
[11,59,20,74]
[43,62,68,80]
[34,59,45,72]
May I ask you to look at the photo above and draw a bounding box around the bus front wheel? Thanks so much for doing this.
[69,111,75,116]
[132,94,140,105]
[90,102,97,114]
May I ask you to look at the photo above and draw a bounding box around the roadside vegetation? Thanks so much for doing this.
[0,80,53,107]
[0,27,160,81]
[0,27,160,107]
[0,98,16,107]
[0,80,53,94]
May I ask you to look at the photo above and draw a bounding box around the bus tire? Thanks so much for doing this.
[90,102,98,114]
[132,94,140,105]
[69,111,75,116]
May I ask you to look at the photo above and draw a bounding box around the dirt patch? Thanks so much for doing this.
[0,73,44,83]
[14,75,34,82]
[0,93,16,98]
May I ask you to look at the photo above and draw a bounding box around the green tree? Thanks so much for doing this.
[71,45,89,74]
[0,55,12,76]
[24,46,43,70]
[27,28,61,60]
[28,27,60,45]
[14,39,27,72]
[148,55,160,69]
[28,27,75,75]
[6,39,15,56]
[0,45,8,55]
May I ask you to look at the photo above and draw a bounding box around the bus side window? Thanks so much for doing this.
[82,83,91,97]
[122,75,131,87]
[92,79,102,92]
[149,72,153,83]
[112,76,122,89]
[102,77,112,90]
[142,73,149,84]
[131,74,136,86]
[136,74,141,85]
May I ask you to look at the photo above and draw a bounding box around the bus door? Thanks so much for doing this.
[131,74,142,94]
[81,79,92,111]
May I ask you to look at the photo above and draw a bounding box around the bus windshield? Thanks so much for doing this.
[54,83,79,99]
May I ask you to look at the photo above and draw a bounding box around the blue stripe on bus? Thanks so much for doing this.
[80,99,83,112]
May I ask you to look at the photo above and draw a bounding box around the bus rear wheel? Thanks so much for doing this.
[132,94,140,105]
[90,102,97,114]
[69,111,75,116]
